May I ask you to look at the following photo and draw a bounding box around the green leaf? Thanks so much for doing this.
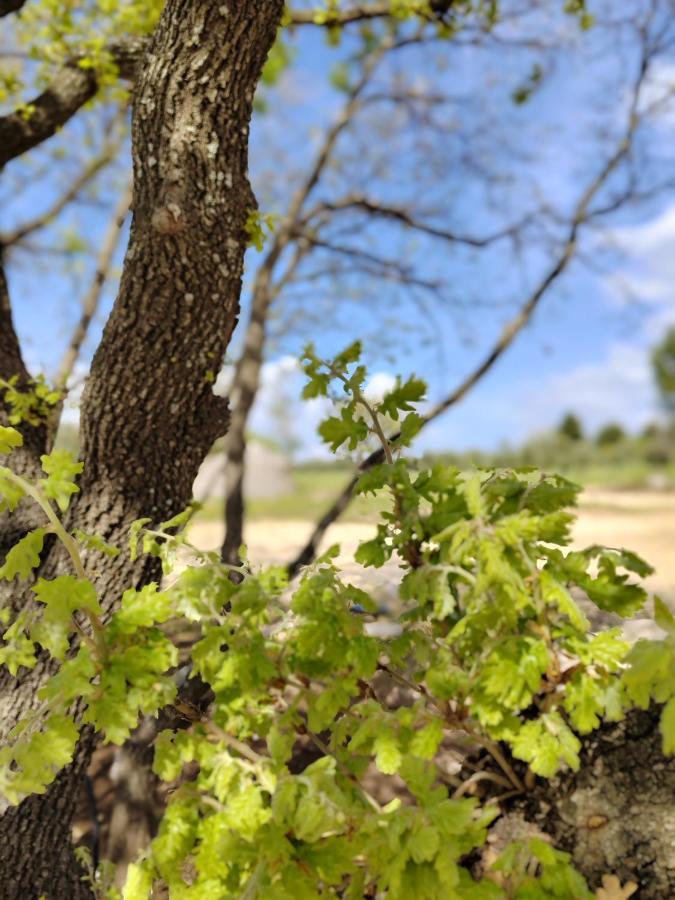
[374,730,402,774]
[267,723,295,766]
[623,639,673,708]
[660,695,675,754]
[129,517,152,561]
[72,529,120,558]
[0,466,25,511]
[0,714,79,805]
[114,583,173,632]
[355,464,390,496]
[511,712,581,776]
[333,340,362,370]
[0,613,37,674]
[654,596,675,634]
[33,575,100,615]
[122,862,154,900]
[394,411,424,448]
[378,376,426,421]
[539,570,588,630]
[408,825,440,863]
[0,426,22,454]
[354,536,390,568]
[409,719,444,759]
[0,528,45,581]
[564,674,604,734]
[318,407,369,452]
[32,576,100,659]
[40,449,83,511]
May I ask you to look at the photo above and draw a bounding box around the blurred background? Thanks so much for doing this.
[3,0,675,597]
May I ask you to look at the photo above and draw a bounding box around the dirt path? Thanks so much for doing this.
[189,489,675,616]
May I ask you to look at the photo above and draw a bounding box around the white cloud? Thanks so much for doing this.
[606,204,675,310]
[364,371,396,402]
[639,59,675,131]
[515,342,659,435]
[249,355,333,459]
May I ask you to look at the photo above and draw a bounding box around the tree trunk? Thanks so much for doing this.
[502,707,675,897]
[221,259,279,564]
[0,2,283,895]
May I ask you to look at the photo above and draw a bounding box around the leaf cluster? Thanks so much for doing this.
[0,347,670,898]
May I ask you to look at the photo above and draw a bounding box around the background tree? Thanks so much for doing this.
[652,326,675,417]
[559,412,584,442]
[222,0,675,566]
[597,423,626,447]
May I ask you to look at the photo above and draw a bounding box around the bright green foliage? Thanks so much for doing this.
[245,210,277,252]
[0,464,26,512]
[622,597,675,753]
[0,346,670,897]
[1,0,163,109]
[0,528,46,581]
[0,376,60,427]
[302,343,425,458]
[73,528,121,558]
[0,714,78,805]
[0,425,23,455]
[40,449,84,511]
[32,575,100,659]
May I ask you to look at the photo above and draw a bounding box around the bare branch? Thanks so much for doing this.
[54,181,132,399]
[1,143,120,247]
[286,56,647,577]
[287,3,396,26]
[303,195,530,247]
[221,37,394,563]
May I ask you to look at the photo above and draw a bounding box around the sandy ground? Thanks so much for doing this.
[189,488,675,609]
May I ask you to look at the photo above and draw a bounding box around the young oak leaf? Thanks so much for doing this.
[378,376,426,420]
[31,576,100,660]
[0,425,22,454]
[318,406,369,452]
[0,466,25,512]
[40,449,83,512]
[0,528,45,581]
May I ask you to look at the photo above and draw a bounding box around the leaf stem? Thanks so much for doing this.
[1,468,107,660]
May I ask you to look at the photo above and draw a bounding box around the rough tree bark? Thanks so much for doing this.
[502,707,675,898]
[0,1,284,896]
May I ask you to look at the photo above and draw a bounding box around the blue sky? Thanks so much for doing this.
[2,1,675,458]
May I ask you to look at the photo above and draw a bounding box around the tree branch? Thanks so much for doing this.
[286,61,646,577]
[50,181,132,441]
[0,0,26,17]
[287,3,396,26]
[1,143,120,247]
[0,38,144,168]
[304,195,530,247]
[221,36,393,563]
